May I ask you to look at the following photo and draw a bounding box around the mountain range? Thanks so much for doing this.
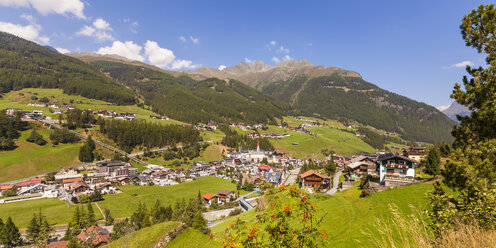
[439,101,471,121]
[0,32,456,143]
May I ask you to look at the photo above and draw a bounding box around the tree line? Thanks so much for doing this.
[220,125,274,151]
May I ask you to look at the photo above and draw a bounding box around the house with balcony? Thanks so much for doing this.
[299,170,331,189]
[377,155,417,187]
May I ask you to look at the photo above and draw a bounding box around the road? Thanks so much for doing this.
[326,170,343,196]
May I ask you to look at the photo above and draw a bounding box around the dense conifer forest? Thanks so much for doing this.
[0,32,135,105]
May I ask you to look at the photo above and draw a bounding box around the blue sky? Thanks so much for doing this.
[0,0,491,107]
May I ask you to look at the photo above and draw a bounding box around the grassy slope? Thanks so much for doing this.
[167,229,220,248]
[104,221,180,248]
[0,88,183,124]
[0,177,237,228]
[0,129,80,182]
[211,181,434,247]
[144,144,226,166]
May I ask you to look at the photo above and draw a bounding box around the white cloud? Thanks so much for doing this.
[306,42,313,46]
[129,21,138,33]
[271,57,280,63]
[144,40,176,68]
[189,36,199,44]
[76,25,95,36]
[277,46,290,54]
[245,57,253,63]
[451,61,474,68]
[178,36,187,43]
[283,55,291,61]
[76,18,113,42]
[0,20,49,44]
[171,59,196,70]
[93,18,111,30]
[96,40,144,61]
[55,47,70,53]
[266,40,277,50]
[0,0,86,19]
[218,65,226,71]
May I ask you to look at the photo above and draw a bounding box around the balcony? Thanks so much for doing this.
[384,174,414,181]
[385,164,409,169]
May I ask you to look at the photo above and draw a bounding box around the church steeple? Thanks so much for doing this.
[257,139,260,152]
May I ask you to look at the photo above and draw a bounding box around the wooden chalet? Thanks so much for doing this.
[299,170,331,189]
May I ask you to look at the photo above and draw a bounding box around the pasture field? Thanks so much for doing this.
[0,129,80,183]
[104,221,180,248]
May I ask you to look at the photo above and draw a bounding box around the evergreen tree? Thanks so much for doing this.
[26,214,40,244]
[0,217,20,248]
[79,144,94,162]
[26,130,47,145]
[71,206,81,229]
[425,147,441,176]
[37,219,53,247]
[324,158,337,175]
[86,203,96,226]
[62,222,73,241]
[104,209,114,226]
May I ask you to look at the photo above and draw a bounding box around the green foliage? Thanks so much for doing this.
[25,211,53,247]
[0,111,27,150]
[100,119,200,153]
[220,126,274,151]
[223,185,328,247]
[0,217,20,247]
[26,130,47,145]
[0,32,135,105]
[429,4,496,235]
[424,147,441,176]
[324,159,337,176]
[104,208,114,226]
[357,127,386,149]
[78,135,96,162]
[49,128,79,145]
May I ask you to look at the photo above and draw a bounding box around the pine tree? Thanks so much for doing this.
[87,203,96,226]
[62,222,73,241]
[0,217,20,248]
[71,206,81,229]
[37,219,53,247]
[104,209,114,226]
[26,214,40,244]
[324,158,337,176]
[425,147,441,176]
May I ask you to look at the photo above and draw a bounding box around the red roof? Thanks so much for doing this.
[20,178,43,187]
[77,226,110,246]
[48,241,67,248]
[0,185,14,190]
[203,193,217,200]
[258,165,272,170]
[300,170,330,179]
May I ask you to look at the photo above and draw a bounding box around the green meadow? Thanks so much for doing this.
[0,177,237,228]
[210,181,435,247]
[0,129,80,183]
[104,221,181,248]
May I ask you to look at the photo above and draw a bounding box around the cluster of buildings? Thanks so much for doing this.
[194,123,218,131]
[149,114,170,120]
[0,161,139,204]
[229,123,264,130]
[246,132,289,139]
[297,147,427,190]
[337,147,426,187]
[202,189,236,206]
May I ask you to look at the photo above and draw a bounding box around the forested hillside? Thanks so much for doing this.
[90,61,289,124]
[262,74,455,143]
[0,32,135,105]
